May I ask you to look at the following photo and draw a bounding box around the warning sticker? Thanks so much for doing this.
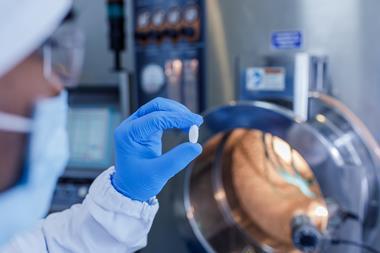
[245,67,285,91]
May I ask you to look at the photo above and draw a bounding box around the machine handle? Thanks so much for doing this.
[294,53,310,122]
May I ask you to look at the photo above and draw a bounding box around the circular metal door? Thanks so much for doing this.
[175,93,380,253]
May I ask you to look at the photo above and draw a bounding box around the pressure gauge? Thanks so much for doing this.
[167,7,181,25]
[183,5,199,23]
[137,11,150,29]
[141,64,165,94]
[152,10,165,27]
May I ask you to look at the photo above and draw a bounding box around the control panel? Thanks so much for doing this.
[134,0,206,113]
[135,1,202,44]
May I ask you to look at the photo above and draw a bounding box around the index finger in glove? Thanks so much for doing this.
[127,97,192,122]
[128,110,203,141]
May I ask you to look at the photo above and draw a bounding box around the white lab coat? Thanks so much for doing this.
[0,167,159,253]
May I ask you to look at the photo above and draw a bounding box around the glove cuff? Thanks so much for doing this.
[87,167,159,220]
[111,167,158,203]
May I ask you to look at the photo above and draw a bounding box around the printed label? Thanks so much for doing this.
[246,67,286,91]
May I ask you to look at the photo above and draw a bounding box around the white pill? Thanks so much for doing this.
[189,125,199,143]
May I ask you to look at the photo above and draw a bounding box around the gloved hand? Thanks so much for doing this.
[112,97,203,202]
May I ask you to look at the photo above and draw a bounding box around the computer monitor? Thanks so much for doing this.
[64,87,121,178]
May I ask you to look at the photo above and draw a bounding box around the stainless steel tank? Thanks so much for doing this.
[205,0,380,143]
[174,93,380,253]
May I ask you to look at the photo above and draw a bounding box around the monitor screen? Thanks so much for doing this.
[67,105,120,171]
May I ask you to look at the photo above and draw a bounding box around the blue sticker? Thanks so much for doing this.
[252,70,263,87]
[271,31,302,50]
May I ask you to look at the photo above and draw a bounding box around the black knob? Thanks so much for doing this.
[182,27,195,37]
[134,31,148,41]
[149,31,163,40]
[164,29,179,39]
[291,215,322,253]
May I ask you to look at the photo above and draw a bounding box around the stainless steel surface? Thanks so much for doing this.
[206,0,380,142]
[178,95,380,252]
[118,71,130,117]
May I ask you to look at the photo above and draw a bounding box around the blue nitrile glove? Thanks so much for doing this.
[112,97,203,202]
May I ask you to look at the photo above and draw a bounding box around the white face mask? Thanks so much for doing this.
[0,91,69,246]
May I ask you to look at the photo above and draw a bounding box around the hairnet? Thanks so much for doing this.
[0,0,72,78]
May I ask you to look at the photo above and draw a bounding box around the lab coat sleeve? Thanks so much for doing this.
[1,167,159,253]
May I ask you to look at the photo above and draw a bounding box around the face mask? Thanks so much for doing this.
[0,91,69,246]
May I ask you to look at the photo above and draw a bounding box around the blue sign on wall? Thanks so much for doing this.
[271,31,303,50]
